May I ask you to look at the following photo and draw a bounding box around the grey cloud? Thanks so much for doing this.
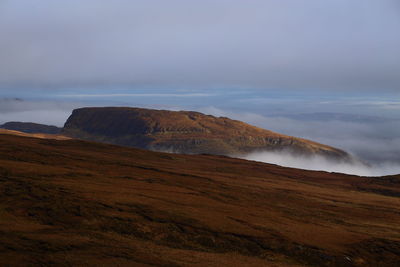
[58,93,216,98]
[1,97,399,175]
[0,97,186,126]
[243,151,400,177]
[197,106,400,166]
[0,98,81,126]
[199,106,400,176]
[1,0,400,91]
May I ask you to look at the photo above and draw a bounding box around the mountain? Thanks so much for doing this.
[0,121,62,134]
[62,107,349,161]
[0,133,399,266]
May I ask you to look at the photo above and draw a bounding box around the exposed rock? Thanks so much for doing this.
[63,107,350,161]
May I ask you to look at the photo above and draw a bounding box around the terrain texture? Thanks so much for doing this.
[0,129,70,140]
[0,133,399,266]
[0,122,61,134]
[62,107,349,161]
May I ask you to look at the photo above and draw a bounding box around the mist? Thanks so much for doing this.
[243,151,400,177]
[1,96,399,176]
[0,98,82,127]
[194,106,400,176]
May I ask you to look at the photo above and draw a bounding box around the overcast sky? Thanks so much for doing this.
[1,1,399,175]
[1,0,400,92]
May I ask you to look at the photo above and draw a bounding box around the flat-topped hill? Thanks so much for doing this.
[63,107,349,160]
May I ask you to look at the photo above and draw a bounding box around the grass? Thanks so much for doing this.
[0,133,399,266]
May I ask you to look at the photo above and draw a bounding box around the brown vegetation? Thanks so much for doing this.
[0,122,61,134]
[62,107,349,160]
[0,129,70,140]
[0,133,399,266]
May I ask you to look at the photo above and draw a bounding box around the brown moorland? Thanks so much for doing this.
[0,129,70,140]
[62,107,350,161]
[0,133,399,266]
[0,122,62,135]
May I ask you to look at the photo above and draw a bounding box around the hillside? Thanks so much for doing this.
[0,129,70,140]
[0,121,61,134]
[0,133,399,266]
[62,107,349,160]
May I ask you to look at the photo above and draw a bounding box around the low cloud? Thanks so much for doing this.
[58,93,215,98]
[243,151,400,177]
[0,98,186,127]
[0,98,80,127]
[198,106,400,175]
[1,98,398,176]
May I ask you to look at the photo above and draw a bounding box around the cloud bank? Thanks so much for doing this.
[243,151,400,177]
[1,98,399,176]
[197,106,400,176]
[0,98,81,127]
[1,0,399,92]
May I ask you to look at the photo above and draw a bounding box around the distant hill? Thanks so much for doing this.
[0,121,61,134]
[0,134,399,266]
[63,107,350,161]
[0,128,70,140]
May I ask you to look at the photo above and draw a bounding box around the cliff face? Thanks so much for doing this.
[0,121,61,134]
[62,107,349,160]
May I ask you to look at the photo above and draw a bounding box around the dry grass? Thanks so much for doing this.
[62,107,348,158]
[0,133,399,266]
[0,129,70,140]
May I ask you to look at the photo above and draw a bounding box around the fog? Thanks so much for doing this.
[0,98,82,127]
[243,151,400,177]
[236,114,400,165]
[196,106,400,176]
[1,97,399,176]
[0,2,398,176]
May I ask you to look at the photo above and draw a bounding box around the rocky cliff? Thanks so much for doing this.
[62,107,350,160]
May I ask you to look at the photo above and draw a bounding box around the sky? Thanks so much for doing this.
[0,1,399,175]
[1,0,400,92]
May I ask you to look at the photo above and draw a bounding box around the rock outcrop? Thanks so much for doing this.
[63,107,350,160]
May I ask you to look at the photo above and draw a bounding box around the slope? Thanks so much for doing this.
[0,121,62,134]
[62,107,349,161]
[0,133,399,266]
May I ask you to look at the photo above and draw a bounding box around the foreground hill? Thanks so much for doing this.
[0,129,70,140]
[0,133,399,266]
[0,121,61,134]
[62,107,349,160]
